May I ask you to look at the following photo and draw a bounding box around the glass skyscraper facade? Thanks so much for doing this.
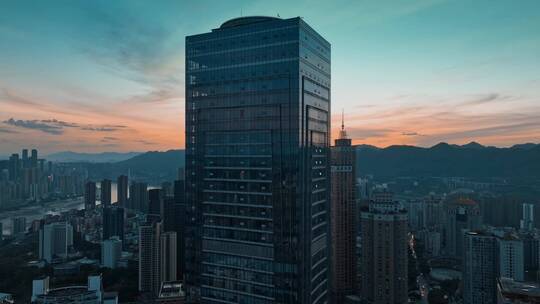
[185,16,331,303]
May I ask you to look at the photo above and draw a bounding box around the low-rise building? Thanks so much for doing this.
[497,277,540,303]
[31,274,117,304]
[156,281,185,303]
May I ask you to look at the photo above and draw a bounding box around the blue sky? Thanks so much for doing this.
[1,0,539,154]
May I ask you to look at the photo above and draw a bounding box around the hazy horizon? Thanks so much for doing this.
[1,0,539,154]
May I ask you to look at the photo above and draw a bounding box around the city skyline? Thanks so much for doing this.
[1,0,540,155]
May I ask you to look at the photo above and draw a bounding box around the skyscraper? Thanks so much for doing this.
[360,193,408,304]
[31,149,38,168]
[521,203,534,231]
[186,16,331,303]
[8,153,19,182]
[85,181,97,210]
[161,231,178,283]
[445,197,482,257]
[102,207,124,243]
[330,115,357,303]
[22,149,28,168]
[130,182,148,212]
[100,179,112,206]
[498,235,525,281]
[102,237,122,269]
[148,189,162,216]
[117,175,128,207]
[162,197,187,279]
[463,231,497,304]
[139,221,163,296]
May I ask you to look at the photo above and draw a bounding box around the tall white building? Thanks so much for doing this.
[102,237,122,269]
[39,222,73,263]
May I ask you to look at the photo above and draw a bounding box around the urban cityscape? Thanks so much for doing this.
[1,1,540,304]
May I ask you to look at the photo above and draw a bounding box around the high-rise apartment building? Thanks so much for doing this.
[31,149,38,168]
[22,149,28,168]
[85,181,97,210]
[185,16,331,303]
[139,221,163,296]
[102,207,124,243]
[161,231,178,283]
[445,197,482,257]
[8,153,19,182]
[498,235,525,281]
[100,179,112,206]
[130,182,148,212]
[117,175,128,207]
[521,203,534,231]
[360,194,408,304]
[330,118,356,303]
[463,231,498,304]
[148,189,162,216]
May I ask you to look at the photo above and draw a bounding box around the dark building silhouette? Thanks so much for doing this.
[117,175,128,207]
[100,179,112,206]
[174,179,185,204]
[330,117,357,303]
[148,189,162,216]
[130,182,148,212]
[185,16,331,303]
[445,197,482,257]
[463,231,497,304]
[8,153,20,181]
[360,192,408,304]
[102,207,124,243]
[162,197,187,279]
[161,231,178,283]
[22,149,28,168]
[84,181,96,210]
[139,221,162,296]
[31,149,38,168]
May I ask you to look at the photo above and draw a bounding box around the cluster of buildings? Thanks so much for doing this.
[0,149,87,209]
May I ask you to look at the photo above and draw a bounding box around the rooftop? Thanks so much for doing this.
[498,277,540,298]
[220,16,281,29]
[159,281,185,299]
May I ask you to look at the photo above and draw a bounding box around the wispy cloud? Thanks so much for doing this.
[3,117,128,135]
[0,127,18,134]
[4,118,64,135]
[135,139,157,145]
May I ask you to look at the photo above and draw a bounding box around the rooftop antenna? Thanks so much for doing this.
[277,13,280,18]
[341,109,345,131]
[339,109,348,139]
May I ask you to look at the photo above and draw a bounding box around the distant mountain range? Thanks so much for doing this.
[50,142,539,182]
[83,150,185,182]
[356,142,540,178]
[46,151,142,163]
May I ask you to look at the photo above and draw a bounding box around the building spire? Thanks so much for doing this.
[341,109,345,131]
[339,109,348,139]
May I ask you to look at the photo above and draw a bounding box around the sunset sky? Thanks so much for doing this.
[1,0,539,155]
